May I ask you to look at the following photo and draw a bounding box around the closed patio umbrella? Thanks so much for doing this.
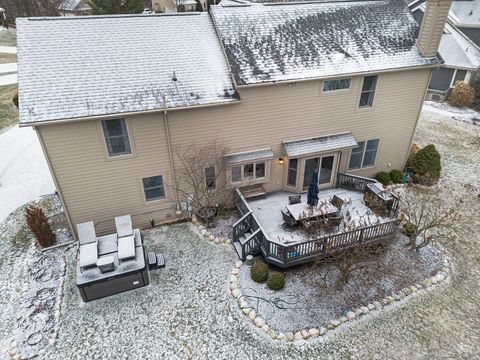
[307,171,319,206]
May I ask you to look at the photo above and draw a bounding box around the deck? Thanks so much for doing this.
[232,173,399,268]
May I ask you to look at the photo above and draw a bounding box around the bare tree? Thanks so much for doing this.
[320,243,388,287]
[400,190,465,250]
[171,140,229,228]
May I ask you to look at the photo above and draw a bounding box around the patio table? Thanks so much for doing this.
[286,198,339,221]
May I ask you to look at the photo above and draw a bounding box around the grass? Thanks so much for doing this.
[0,84,18,132]
[0,28,16,46]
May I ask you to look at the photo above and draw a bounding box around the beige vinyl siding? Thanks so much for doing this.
[38,68,431,235]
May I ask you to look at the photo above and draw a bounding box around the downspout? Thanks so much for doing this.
[162,96,181,213]
[34,126,77,240]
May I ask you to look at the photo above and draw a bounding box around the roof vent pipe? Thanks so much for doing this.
[416,0,453,58]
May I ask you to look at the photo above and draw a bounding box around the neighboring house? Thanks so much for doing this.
[410,0,480,100]
[59,0,92,16]
[16,0,450,237]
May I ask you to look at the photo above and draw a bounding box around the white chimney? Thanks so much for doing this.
[416,0,453,58]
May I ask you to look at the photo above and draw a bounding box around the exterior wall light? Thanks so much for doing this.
[278,158,285,165]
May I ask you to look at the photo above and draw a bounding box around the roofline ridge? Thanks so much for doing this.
[23,12,202,21]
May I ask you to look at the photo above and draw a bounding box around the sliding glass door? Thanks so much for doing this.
[302,154,337,190]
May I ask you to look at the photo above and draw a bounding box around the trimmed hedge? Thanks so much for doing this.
[250,261,268,283]
[267,271,285,290]
[375,172,391,186]
[406,144,441,185]
[389,169,404,184]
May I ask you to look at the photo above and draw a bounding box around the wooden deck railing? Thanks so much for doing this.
[232,187,399,267]
[336,172,378,192]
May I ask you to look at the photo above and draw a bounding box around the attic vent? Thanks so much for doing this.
[172,71,177,82]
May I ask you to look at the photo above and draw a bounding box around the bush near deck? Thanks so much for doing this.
[406,144,441,185]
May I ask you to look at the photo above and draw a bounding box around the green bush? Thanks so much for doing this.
[406,144,441,185]
[402,221,416,237]
[389,169,404,184]
[267,271,285,290]
[250,261,268,283]
[375,172,391,186]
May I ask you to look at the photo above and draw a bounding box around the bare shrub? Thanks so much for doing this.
[449,81,475,107]
[400,190,465,250]
[25,206,56,248]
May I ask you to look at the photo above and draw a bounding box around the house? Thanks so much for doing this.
[58,0,92,16]
[16,0,451,237]
[409,0,480,100]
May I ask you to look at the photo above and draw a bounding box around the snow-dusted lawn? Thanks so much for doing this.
[0,125,55,221]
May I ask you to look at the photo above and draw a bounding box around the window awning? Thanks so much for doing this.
[224,148,274,164]
[283,132,358,158]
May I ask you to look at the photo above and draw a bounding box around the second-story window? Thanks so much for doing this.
[359,75,378,108]
[323,78,351,92]
[101,118,131,157]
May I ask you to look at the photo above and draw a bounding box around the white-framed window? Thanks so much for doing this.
[323,78,351,92]
[287,158,298,187]
[451,69,467,87]
[142,175,165,202]
[359,75,378,108]
[205,166,216,190]
[101,118,131,156]
[231,161,266,182]
[348,139,380,170]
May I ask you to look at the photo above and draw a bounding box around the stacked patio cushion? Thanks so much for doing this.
[115,215,136,260]
[77,221,98,268]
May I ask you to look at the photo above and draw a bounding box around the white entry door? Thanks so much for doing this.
[302,154,337,190]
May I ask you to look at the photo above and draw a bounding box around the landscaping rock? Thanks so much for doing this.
[410,285,418,293]
[261,324,269,333]
[242,308,251,315]
[268,330,276,339]
[319,326,326,335]
[360,306,369,314]
[436,273,445,283]
[254,317,265,328]
[346,311,356,321]
[230,275,237,283]
[208,235,215,241]
[394,294,401,301]
[308,328,320,337]
[200,229,207,235]
[239,300,248,309]
[387,296,395,303]
[231,289,241,298]
[235,261,243,269]
[339,316,348,323]
[373,301,383,310]
[248,310,256,321]
[330,319,341,327]
[367,303,375,311]
[231,268,240,276]
[301,330,310,339]
[286,332,294,342]
[294,332,303,341]
[230,283,238,290]
[277,333,286,340]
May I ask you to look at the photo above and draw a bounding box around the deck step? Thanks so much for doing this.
[233,242,243,260]
[238,232,252,245]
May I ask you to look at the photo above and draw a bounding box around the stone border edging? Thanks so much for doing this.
[191,215,232,245]
[229,248,452,342]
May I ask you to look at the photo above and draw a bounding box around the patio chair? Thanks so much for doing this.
[281,210,298,232]
[115,215,136,261]
[288,195,301,205]
[327,214,343,231]
[77,221,98,271]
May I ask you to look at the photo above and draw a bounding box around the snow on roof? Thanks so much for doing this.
[211,0,442,86]
[451,0,480,26]
[283,132,358,157]
[414,4,480,69]
[16,14,239,125]
[224,148,274,164]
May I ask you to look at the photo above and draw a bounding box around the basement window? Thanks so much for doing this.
[142,175,166,202]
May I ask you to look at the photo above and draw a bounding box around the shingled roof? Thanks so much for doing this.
[211,0,443,86]
[16,13,239,125]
